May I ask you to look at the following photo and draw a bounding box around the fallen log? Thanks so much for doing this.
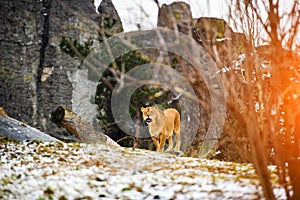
[0,107,59,142]
[51,106,120,147]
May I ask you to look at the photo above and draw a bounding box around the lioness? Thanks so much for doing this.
[141,106,181,152]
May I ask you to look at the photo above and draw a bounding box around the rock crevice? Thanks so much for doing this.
[35,0,52,127]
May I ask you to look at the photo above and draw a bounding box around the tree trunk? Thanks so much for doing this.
[51,106,120,147]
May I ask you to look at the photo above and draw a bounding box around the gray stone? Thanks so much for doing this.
[157,2,193,35]
[0,116,59,141]
[98,0,123,33]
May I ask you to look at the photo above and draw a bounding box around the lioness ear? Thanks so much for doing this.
[141,107,145,112]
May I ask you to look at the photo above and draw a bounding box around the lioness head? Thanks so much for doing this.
[141,106,158,125]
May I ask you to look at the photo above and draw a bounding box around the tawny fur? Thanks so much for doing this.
[141,106,181,152]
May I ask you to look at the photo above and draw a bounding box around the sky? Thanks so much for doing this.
[94,0,299,49]
[94,0,229,32]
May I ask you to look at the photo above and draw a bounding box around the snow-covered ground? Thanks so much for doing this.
[0,141,286,199]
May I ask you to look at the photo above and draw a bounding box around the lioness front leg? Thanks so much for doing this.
[159,134,167,152]
[151,136,160,152]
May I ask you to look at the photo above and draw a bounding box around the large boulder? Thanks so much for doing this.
[157,2,193,35]
[193,17,249,62]
[193,17,233,41]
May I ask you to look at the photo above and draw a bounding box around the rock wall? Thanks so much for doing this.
[0,0,102,135]
[0,1,42,125]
